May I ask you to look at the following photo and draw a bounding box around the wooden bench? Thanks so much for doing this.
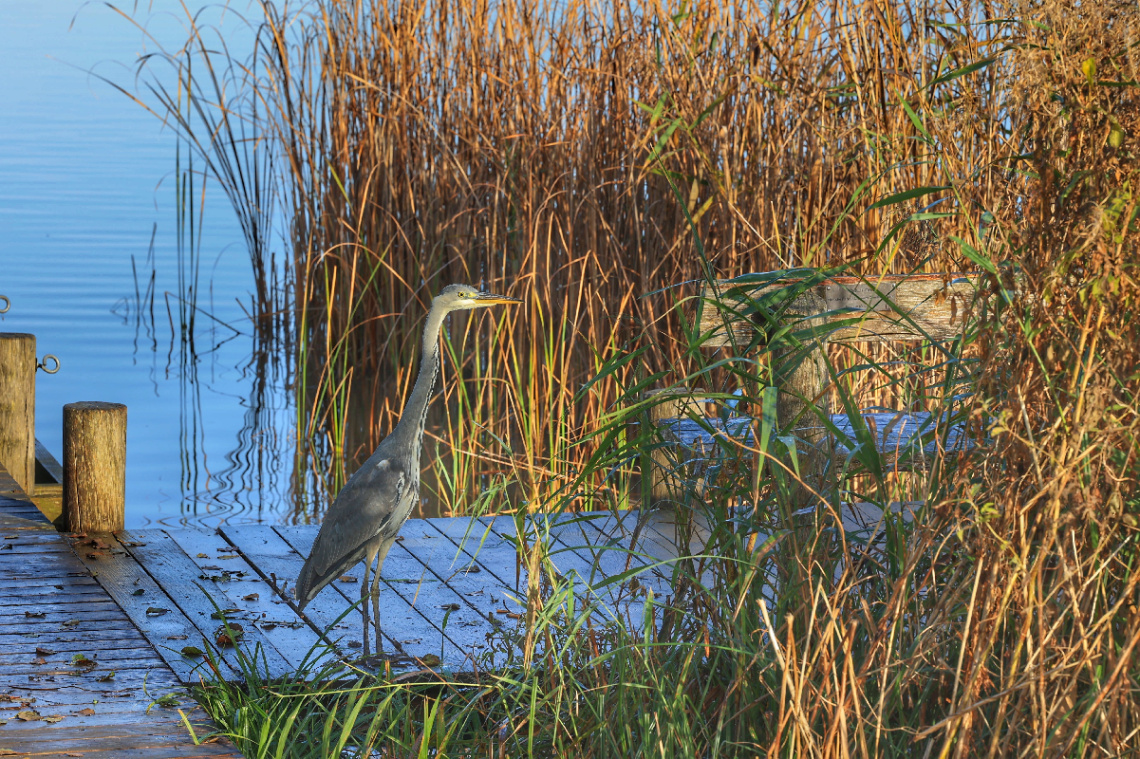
[641,270,986,514]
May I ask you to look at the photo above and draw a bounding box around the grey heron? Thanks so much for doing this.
[295,284,521,656]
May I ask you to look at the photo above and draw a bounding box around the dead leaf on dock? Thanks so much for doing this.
[15,709,41,721]
[77,707,96,716]
[146,607,170,616]
[24,611,45,618]
[35,647,56,656]
[242,593,259,601]
[43,715,64,723]
[338,575,357,582]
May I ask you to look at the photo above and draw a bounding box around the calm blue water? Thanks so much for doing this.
[0,2,296,527]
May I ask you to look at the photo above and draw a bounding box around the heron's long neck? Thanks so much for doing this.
[391,303,447,455]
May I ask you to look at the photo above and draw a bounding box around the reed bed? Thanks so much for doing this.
[146,0,1018,515]
[127,0,1140,754]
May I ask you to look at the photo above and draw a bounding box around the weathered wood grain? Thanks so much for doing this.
[118,530,294,680]
[0,467,241,759]
[0,333,36,495]
[163,528,331,673]
[62,402,127,533]
[274,525,473,669]
[66,533,235,683]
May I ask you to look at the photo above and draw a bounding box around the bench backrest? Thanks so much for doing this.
[698,272,983,346]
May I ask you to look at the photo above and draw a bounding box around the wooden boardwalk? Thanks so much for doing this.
[0,467,241,758]
[62,507,705,682]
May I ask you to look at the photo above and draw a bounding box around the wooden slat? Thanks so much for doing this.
[118,530,294,680]
[699,272,985,345]
[66,533,234,683]
[0,466,241,759]
[34,438,63,484]
[164,528,330,673]
[274,525,475,669]
[223,524,456,667]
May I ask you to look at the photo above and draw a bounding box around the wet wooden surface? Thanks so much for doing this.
[67,508,700,682]
[0,466,241,758]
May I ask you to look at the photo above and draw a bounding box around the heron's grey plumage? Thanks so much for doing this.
[294,284,520,656]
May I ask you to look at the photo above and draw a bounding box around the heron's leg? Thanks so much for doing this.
[360,560,371,658]
[371,539,394,653]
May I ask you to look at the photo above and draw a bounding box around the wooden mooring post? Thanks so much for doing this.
[63,401,127,532]
[0,332,36,495]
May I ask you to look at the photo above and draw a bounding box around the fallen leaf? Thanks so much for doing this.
[145,607,169,616]
[181,646,204,657]
[210,608,240,620]
[77,707,95,716]
[214,623,245,647]
[131,588,145,596]
[32,657,46,665]
[24,611,45,618]
[242,593,259,602]
[439,603,460,611]
[15,709,41,721]
[61,619,80,627]
[0,544,12,550]
[197,553,209,558]
[95,671,116,682]
[71,654,96,668]
[3,535,18,539]
[43,715,64,723]
[165,635,188,641]
[338,575,357,583]
[150,694,180,709]
[218,554,239,560]
[35,647,56,656]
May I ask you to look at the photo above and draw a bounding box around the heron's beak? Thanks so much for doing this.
[475,293,523,306]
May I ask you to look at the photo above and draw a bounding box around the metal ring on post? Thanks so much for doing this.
[0,295,9,314]
[37,354,60,374]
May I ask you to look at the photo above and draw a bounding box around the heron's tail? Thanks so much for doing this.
[294,558,326,611]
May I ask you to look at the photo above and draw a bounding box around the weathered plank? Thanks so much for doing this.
[164,528,330,673]
[117,530,294,680]
[66,533,235,683]
[699,272,987,345]
[274,525,475,669]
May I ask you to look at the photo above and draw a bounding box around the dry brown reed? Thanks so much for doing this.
[243,0,1023,516]
[139,0,1140,754]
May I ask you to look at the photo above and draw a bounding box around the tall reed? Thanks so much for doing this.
[127,0,1139,753]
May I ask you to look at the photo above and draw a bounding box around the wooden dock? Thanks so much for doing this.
[60,505,704,682]
[0,466,241,758]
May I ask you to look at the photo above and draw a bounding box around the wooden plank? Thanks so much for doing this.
[699,272,987,345]
[426,513,667,629]
[34,439,63,484]
[0,723,241,757]
[0,497,48,524]
[164,528,330,673]
[217,524,373,660]
[66,533,235,683]
[118,530,294,680]
[275,525,473,669]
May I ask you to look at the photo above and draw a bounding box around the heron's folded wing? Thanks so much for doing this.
[306,458,408,580]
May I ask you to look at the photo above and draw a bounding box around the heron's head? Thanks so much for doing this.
[435,284,522,312]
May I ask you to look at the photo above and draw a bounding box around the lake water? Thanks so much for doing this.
[0,2,298,527]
